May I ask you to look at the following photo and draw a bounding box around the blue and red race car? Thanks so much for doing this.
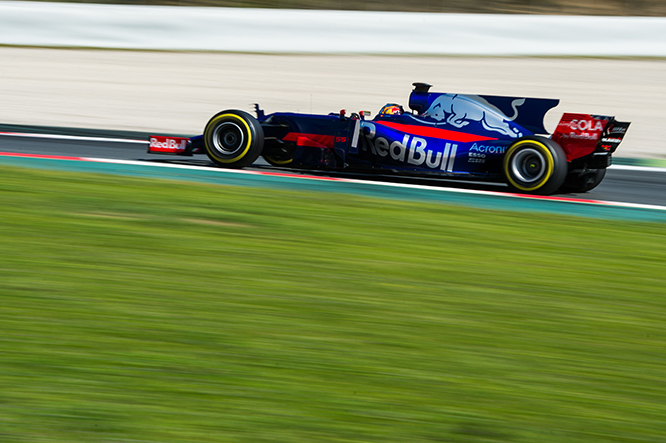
[149,83,630,195]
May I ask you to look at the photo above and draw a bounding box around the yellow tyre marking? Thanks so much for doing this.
[503,140,554,192]
[264,156,293,166]
[204,113,253,164]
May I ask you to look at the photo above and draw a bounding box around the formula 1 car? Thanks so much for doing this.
[149,83,630,195]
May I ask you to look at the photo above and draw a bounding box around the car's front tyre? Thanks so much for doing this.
[204,110,264,168]
[503,136,568,195]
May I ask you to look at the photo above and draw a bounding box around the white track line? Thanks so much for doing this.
[0,131,147,144]
[0,144,666,211]
[609,164,666,173]
[3,131,665,173]
[83,157,666,212]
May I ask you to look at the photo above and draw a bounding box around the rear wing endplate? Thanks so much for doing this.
[551,113,630,161]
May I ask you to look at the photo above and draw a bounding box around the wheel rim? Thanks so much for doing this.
[511,148,546,184]
[212,122,245,156]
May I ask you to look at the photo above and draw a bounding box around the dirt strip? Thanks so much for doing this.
[2,47,664,158]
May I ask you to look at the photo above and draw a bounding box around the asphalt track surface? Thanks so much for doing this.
[1,132,665,210]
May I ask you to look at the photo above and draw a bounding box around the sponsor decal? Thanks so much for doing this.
[149,136,188,153]
[609,126,627,134]
[562,132,599,140]
[601,137,623,144]
[468,152,486,163]
[466,143,506,164]
[422,94,524,138]
[567,119,604,132]
[361,122,457,172]
[555,117,605,141]
[469,143,506,155]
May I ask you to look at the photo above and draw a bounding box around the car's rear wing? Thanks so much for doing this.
[551,113,630,162]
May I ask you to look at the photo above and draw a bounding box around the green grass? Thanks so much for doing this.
[1,165,665,443]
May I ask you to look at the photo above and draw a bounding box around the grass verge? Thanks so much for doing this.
[1,165,665,443]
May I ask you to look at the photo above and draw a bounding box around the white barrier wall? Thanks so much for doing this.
[1,1,665,56]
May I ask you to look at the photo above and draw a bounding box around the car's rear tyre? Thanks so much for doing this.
[503,136,568,195]
[204,110,264,168]
[560,168,606,193]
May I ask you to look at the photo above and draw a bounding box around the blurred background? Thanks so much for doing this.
[17,0,666,16]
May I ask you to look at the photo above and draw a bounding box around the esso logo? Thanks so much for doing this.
[569,119,604,132]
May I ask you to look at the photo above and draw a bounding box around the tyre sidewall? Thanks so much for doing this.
[581,168,606,192]
[503,136,567,195]
[263,152,294,167]
[204,110,264,168]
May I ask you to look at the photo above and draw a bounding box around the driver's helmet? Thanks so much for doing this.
[379,103,404,116]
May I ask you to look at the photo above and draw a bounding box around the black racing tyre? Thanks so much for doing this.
[263,144,296,167]
[561,169,606,193]
[262,116,298,167]
[204,110,264,168]
[503,136,568,195]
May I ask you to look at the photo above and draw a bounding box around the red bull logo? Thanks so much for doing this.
[149,136,189,153]
[423,94,524,138]
[361,122,457,172]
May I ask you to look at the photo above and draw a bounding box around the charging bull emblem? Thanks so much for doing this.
[424,94,525,138]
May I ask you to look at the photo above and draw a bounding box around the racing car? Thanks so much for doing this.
[149,83,630,195]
